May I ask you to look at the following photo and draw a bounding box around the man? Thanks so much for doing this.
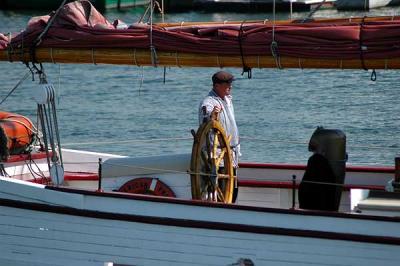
[198,70,241,201]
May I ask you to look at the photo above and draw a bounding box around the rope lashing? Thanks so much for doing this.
[175,51,181,67]
[270,0,282,69]
[370,69,377,81]
[238,21,252,79]
[5,32,17,63]
[149,0,158,67]
[270,41,282,69]
[8,30,28,65]
[359,16,377,81]
[359,16,368,71]
[216,54,221,68]
[50,48,55,64]
[91,48,97,65]
[133,48,138,66]
[150,45,158,66]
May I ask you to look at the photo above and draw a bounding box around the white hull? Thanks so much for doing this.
[1,184,399,265]
[336,0,393,10]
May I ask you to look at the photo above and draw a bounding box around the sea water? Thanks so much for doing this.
[0,6,399,166]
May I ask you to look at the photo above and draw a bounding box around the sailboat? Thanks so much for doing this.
[0,1,399,265]
[0,0,150,12]
[335,0,400,10]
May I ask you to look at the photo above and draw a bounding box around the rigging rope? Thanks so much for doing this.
[26,153,49,183]
[0,71,30,105]
[98,160,358,188]
[272,0,276,45]
[0,163,8,177]
[161,0,165,22]
[238,21,252,78]
[359,16,377,81]
[138,4,151,23]
[149,0,158,67]
[34,0,68,46]
[359,16,368,72]
[302,0,327,22]
[60,135,399,154]
[270,0,282,69]
[34,68,64,186]
[37,105,51,172]
[30,0,68,64]
[63,136,192,146]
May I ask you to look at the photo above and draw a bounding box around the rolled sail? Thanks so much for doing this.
[1,0,400,69]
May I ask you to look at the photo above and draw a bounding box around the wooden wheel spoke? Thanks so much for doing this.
[200,183,211,195]
[216,186,225,202]
[214,131,221,146]
[212,131,220,159]
[200,171,213,186]
[201,150,211,172]
[215,147,226,167]
[205,132,211,157]
[217,173,231,179]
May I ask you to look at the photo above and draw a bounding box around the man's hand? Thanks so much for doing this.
[211,105,222,120]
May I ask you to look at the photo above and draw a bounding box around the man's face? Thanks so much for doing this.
[215,82,232,98]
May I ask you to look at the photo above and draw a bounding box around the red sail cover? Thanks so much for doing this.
[1,0,400,60]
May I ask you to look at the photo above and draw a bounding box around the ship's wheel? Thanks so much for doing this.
[190,118,235,203]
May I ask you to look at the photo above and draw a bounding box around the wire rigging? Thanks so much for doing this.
[0,71,30,105]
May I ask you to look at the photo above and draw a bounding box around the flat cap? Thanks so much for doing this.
[212,71,234,84]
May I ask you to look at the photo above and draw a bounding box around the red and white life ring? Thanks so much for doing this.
[118,177,176,198]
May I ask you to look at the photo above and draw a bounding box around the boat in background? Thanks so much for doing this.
[0,0,150,12]
[0,1,399,265]
[335,0,400,10]
[193,0,336,11]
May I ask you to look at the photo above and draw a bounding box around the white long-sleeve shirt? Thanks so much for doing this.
[198,90,241,167]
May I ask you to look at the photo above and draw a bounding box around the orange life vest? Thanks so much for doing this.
[0,111,35,155]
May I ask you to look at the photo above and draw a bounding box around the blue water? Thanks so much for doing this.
[0,6,399,166]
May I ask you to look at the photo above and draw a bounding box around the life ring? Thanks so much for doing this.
[118,177,176,198]
[0,111,35,155]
